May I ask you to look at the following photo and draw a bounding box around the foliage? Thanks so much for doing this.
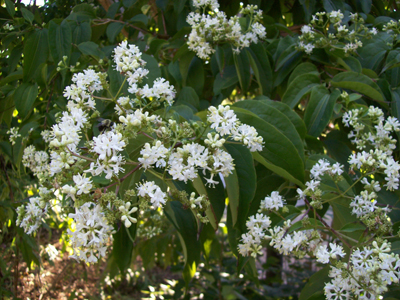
[1,0,400,299]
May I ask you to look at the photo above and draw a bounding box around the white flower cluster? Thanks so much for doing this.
[268,220,308,255]
[16,40,266,263]
[295,158,344,207]
[208,105,263,152]
[87,131,126,179]
[239,192,308,257]
[68,202,114,263]
[187,2,266,59]
[16,188,50,235]
[259,191,285,210]
[22,145,49,177]
[238,213,271,257]
[137,181,167,208]
[62,173,93,201]
[7,127,21,145]
[113,41,175,104]
[315,242,345,264]
[298,11,376,55]
[324,241,400,300]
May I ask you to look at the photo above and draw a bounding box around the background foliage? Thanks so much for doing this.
[1,0,400,299]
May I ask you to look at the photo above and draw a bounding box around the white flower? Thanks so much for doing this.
[68,202,113,263]
[137,181,167,208]
[260,191,285,211]
[73,174,93,195]
[207,105,239,136]
[232,124,263,152]
[119,202,138,228]
[138,140,169,169]
[316,244,330,264]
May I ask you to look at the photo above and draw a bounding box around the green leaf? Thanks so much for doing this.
[337,56,362,73]
[72,3,96,19]
[23,29,49,82]
[48,20,72,66]
[322,0,344,11]
[234,100,305,162]
[288,62,319,86]
[186,56,204,96]
[224,144,256,231]
[246,44,273,97]
[233,108,305,186]
[233,51,251,94]
[192,173,226,229]
[142,54,161,86]
[112,225,136,273]
[165,201,200,284]
[225,168,239,227]
[21,8,34,24]
[259,99,307,139]
[175,86,200,111]
[340,222,366,232]
[77,41,105,59]
[299,266,330,300]
[330,71,385,102]
[282,73,320,109]
[106,22,124,43]
[129,14,148,26]
[304,86,340,137]
[70,22,92,44]
[5,0,15,17]
[14,83,38,119]
[213,65,239,95]
[357,32,391,71]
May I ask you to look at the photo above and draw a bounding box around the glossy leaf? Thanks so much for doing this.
[48,20,72,66]
[165,201,200,284]
[23,29,49,82]
[14,83,38,119]
[330,71,385,101]
[304,86,340,137]
[282,73,320,109]
[224,144,256,230]
[234,100,305,162]
[233,107,305,186]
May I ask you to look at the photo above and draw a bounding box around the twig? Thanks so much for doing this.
[103,164,141,192]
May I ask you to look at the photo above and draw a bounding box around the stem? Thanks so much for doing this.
[103,164,141,192]
[125,226,136,243]
[66,148,96,162]
[115,77,127,100]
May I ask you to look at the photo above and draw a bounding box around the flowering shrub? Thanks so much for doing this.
[2,0,400,299]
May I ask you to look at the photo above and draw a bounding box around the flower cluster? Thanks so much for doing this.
[187,2,266,59]
[207,105,264,152]
[298,11,377,55]
[16,188,51,235]
[68,202,114,263]
[16,40,264,266]
[324,241,400,300]
[7,127,21,145]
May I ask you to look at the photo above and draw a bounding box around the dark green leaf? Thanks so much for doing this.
[165,201,200,284]
[176,86,200,111]
[259,99,307,139]
[112,225,136,272]
[186,57,204,96]
[234,100,304,162]
[77,41,105,59]
[5,0,15,17]
[330,71,385,101]
[224,144,256,231]
[282,74,320,109]
[233,108,305,186]
[21,8,34,24]
[304,86,340,137]
[23,29,49,82]
[49,20,72,65]
[233,51,251,94]
[106,22,124,43]
[288,62,319,86]
[299,266,330,300]
[14,83,38,119]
